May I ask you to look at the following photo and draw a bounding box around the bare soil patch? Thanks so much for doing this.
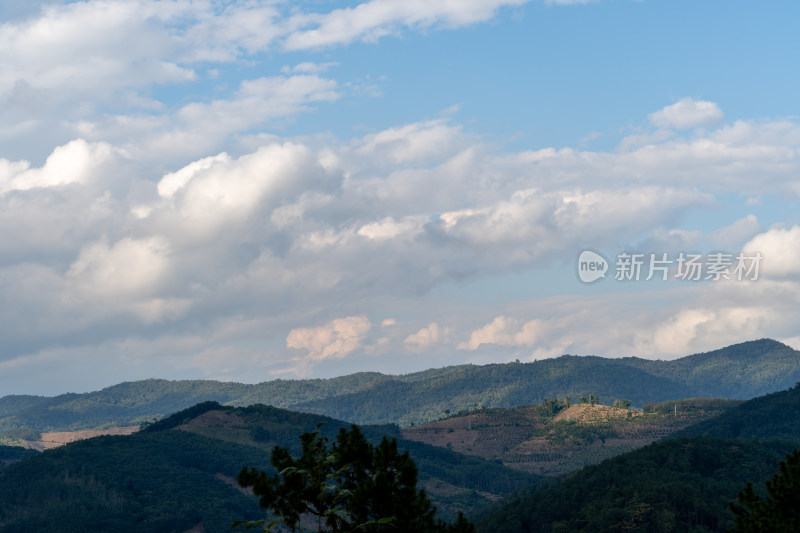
[23,426,140,451]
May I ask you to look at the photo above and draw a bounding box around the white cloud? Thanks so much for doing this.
[157,153,231,199]
[0,0,195,96]
[0,0,523,164]
[284,0,529,50]
[404,322,451,349]
[355,120,470,165]
[148,142,327,241]
[281,62,339,74]
[107,74,340,163]
[2,109,800,390]
[357,216,426,241]
[649,98,725,130]
[459,316,543,350]
[67,237,170,298]
[0,139,120,194]
[743,225,800,278]
[286,316,372,362]
[7,1,800,395]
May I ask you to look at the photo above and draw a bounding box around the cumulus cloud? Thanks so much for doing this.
[0,0,196,96]
[66,237,171,298]
[0,139,121,194]
[649,98,725,130]
[742,225,800,279]
[7,1,799,395]
[2,106,800,390]
[459,316,543,350]
[404,322,451,350]
[146,142,328,241]
[286,316,372,362]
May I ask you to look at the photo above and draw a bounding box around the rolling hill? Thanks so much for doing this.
[0,402,537,532]
[401,399,741,476]
[1,339,798,433]
[474,384,800,533]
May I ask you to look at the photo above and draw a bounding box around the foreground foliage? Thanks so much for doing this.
[238,424,474,532]
[731,448,800,532]
[476,437,793,532]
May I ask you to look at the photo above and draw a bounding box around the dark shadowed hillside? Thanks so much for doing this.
[675,383,800,440]
[0,402,536,532]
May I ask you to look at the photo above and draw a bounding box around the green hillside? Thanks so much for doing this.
[0,402,536,532]
[2,339,797,432]
[675,384,800,440]
[474,384,800,533]
[622,339,800,399]
[476,437,794,533]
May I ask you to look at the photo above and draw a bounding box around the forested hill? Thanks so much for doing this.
[2,339,799,431]
[0,402,536,532]
[474,384,800,533]
[675,383,800,440]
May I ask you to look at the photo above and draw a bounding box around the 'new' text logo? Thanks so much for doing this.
[577,250,608,283]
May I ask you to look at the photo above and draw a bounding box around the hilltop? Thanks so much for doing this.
[1,339,797,433]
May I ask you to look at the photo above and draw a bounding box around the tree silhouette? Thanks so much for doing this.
[236,424,474,533]
[730,448,800,532]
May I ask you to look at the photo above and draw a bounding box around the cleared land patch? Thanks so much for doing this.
[402,401,736,476]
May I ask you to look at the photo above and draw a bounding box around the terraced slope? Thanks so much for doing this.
[402,400,740,476]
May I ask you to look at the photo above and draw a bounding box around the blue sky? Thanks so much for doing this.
[1,0,799,395]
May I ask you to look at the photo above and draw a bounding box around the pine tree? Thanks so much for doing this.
[730,448,800,532]
[236,424,474,533]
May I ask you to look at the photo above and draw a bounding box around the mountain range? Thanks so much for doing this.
[1,339,799,532]
[2,338,798,433]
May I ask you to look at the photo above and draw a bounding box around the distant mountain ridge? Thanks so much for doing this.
[2,339,798,432]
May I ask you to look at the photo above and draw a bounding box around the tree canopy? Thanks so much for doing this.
[731,448,800,532]
[237,424,474,532]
